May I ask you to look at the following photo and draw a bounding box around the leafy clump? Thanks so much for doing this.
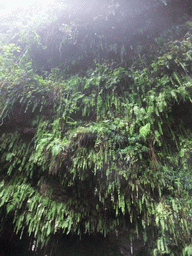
[0,2,192,256]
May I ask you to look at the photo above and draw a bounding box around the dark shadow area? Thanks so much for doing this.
[0,221,154,256]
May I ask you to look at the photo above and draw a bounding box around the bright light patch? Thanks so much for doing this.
[0,0,55,17]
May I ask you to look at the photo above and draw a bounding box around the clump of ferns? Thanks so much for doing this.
[69,127,97,149]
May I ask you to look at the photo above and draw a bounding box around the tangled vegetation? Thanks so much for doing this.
[1,0,192,255]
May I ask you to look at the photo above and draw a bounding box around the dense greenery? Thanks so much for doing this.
[1,0,192,255]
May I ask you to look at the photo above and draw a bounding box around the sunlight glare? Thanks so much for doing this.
[0,0,55,17]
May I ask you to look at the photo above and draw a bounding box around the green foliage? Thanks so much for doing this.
[1,9,192,256]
